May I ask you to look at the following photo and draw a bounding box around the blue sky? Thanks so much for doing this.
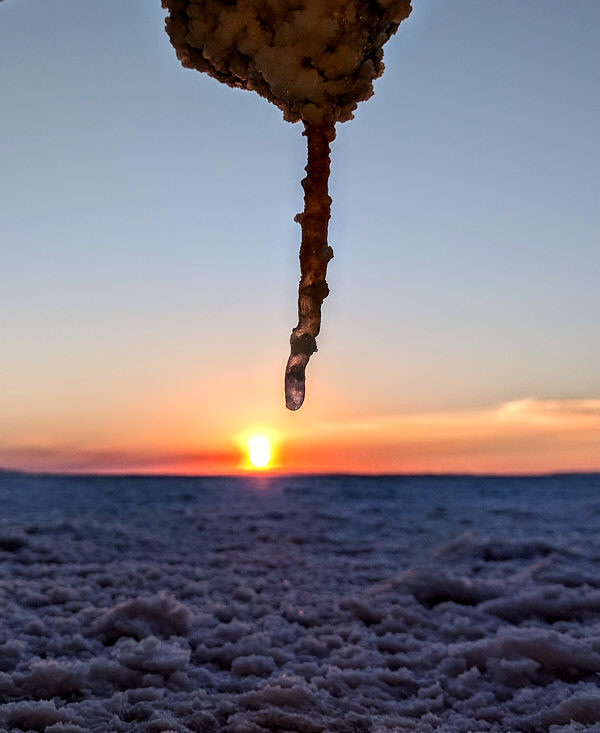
[1,0,599,472]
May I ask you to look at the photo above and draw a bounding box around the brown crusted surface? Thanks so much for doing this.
[285,122,335,410]
[162,0,412,124]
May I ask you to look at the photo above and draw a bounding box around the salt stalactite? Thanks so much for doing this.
[285,122,335,409]
[162,0,413,409]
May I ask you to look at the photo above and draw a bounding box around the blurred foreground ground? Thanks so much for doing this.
[1,472,600,732]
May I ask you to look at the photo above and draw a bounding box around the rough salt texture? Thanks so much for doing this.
[1,471,600,732]
[162,0,412,123]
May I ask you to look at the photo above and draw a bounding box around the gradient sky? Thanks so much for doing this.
[1,0,599,474]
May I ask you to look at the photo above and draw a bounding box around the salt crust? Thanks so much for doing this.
[162,0,412,123]
[1,472,600,731]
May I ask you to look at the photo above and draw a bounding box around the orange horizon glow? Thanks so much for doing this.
[1,398,600,477]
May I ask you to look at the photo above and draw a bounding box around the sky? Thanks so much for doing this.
[1,0,599,475]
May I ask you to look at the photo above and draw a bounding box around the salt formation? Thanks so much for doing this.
[162,0,413,409]
[3,472,600,731]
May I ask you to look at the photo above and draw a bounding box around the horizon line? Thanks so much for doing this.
[2,467,600,480]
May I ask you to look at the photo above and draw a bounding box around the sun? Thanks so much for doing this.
[248,435,271,469]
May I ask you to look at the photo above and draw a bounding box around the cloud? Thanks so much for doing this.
[283,398,600,474]
[497,398,600,422]
[308,398,600,439]
[0,446,238,475]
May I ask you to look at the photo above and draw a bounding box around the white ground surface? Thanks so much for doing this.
[1,472,600,732]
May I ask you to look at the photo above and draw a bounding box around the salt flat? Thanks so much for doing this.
[1,472,600,732]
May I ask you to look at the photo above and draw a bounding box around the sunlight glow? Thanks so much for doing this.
[248,435,271,469]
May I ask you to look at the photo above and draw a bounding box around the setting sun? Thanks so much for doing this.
[248,435,271,469]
